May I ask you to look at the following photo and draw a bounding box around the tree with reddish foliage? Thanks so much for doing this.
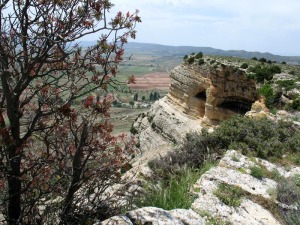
[0,0,141,224]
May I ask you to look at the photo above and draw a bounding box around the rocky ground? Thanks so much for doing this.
[97,150,300,225]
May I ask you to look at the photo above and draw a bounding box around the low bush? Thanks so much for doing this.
[259,57,267,63]
[240,63,249,69]
[292,98,300,110]
[250,166,264,180]
[198,58,205,65]
[130,126,138,134]
[210,59,216,65]
[259,83,275,107]
[151,122,156,129]
[277,176,300,224]
[211,116,300,160]
[187,56,195,64]
[214,183,243,207]
[136,165,212,210]
[276,80,296,91]
[149,116,300,180]
[195,52,203,59]
[247,65,281,83]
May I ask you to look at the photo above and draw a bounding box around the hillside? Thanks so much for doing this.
[79,41,300,65]
[97,54,300,225]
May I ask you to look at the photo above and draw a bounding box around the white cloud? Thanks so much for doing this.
[108,0,300,55]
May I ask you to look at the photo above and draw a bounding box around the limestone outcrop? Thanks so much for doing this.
[96,150,300,225]
[133,97,203,152]
[168,62,258,123]
[133,58,260,152]
[97,207,205,225]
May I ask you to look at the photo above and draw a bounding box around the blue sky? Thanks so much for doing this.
[106,0,300,56]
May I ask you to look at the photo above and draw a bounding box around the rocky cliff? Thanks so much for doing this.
[133,57,260,152]
[168,62,258,122]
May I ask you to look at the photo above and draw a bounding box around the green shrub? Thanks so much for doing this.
[277,176,300,224]
[214,183,243,207]
[292,98,300,110]
[259,83,275,107]
[212,116,300,160]
[250,166,264,180]
[240,63,248,69]
[195,52,203,59]
[270,65,282,74]
[187,57,195,64]
[136,166,210,210]
[151,122,156,129]
[148,132,222,180]
[259,57,267,63]
[147,115,154,123]
[252,57,258,60]
[247,65,281,82]
[276,80,295,91]
[130,126,138,134]
[198,58,205,65]
[246,73,256,80]
[135,142,140,148]
[183,55,188,59]
[149,116,300,180]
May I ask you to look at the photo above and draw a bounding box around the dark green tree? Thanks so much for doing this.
[153,92,158,100]
[150,92,154,101]
[133,93,138,101]
[129,101,135,108]
[240,63,248,69]
[259,57,267,63]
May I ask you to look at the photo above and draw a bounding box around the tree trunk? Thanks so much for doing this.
[7,146,21,225]
[1,66,22,224]
[60,122,88,224]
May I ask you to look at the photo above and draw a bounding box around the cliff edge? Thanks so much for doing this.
[133,57,260,152]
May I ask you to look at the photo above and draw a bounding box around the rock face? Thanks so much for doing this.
[97,207,205,225]
[133,97,203,152]
[168,63,258,123]
[97,150,300,225]
[133,59,259,152]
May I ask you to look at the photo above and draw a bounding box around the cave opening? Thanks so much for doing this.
[218,98,253,115]
[195,91,206,100]
[194,90,207,117]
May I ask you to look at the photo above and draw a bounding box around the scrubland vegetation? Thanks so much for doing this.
[137,115,300,224]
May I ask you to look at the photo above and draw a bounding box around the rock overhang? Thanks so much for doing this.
[167,58,259,123]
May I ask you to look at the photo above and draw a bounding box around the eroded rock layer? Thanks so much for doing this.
[133,59,260,151]
[167,63,258,123]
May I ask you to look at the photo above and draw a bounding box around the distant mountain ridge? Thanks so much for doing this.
[79,41,300,64]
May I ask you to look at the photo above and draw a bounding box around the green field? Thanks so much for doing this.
[110,107,149,135]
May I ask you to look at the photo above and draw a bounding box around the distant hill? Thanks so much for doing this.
[79,41,300,64]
